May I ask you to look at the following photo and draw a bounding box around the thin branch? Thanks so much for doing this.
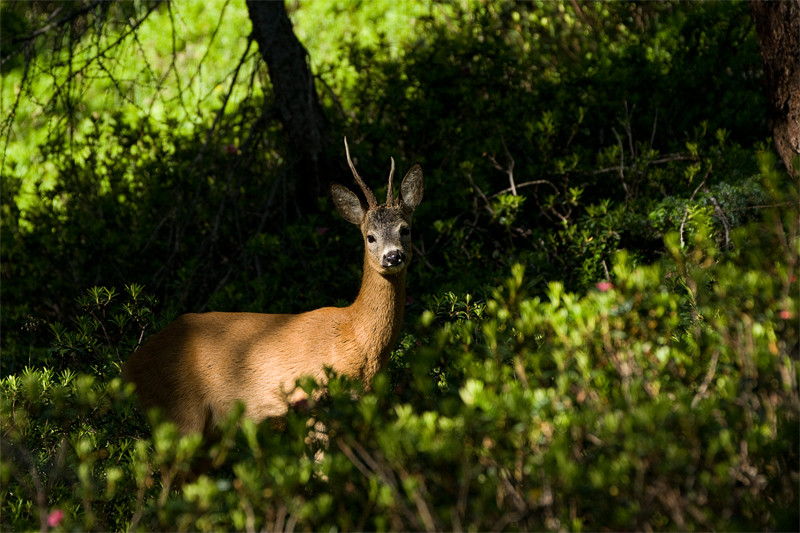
[193,35,255,164]
[187,0,234,92]
[649,107,659,148]
[704,188,732,248]
[44,2,163,116]
[1,45,33,171]
[568,0,587,23]
[94,54,141,109]
[338,438,423,531]
[396,463,438,532]
[602,259,610,281]
[453,455,471,532]
[591,153,700,175]
[502,136,517,196]
[623,100,636,158]
[128,20,162,109]
[412,242,435,270]
[167,1,192,119]
[727,201,793,211]
[465,171,495,216]
[611,127,629,198]
[1,2,100,65]
[691,349,720,408]
[489,179,558,198]
[486,135,517,196]
[314,71,350,122]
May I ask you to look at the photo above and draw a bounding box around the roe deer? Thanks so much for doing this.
[122,139,424,435]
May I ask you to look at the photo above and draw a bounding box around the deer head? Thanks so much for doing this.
[331,138,424,276]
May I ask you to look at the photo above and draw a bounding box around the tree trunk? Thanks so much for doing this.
[750,0,800,177]
[246,0,331,213]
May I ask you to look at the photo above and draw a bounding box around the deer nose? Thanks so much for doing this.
[383,250,406,267]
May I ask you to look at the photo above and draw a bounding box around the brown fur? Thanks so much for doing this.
[122,143,423,435]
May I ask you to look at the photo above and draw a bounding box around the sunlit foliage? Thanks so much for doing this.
[1,1,796,530]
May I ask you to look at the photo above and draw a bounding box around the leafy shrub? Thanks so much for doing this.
[2,0,769,358]
[2,157,796,531]
[2,1,796,531]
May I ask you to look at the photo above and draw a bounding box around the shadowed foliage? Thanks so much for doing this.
[1,1,797,530]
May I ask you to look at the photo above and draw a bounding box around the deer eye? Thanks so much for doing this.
[400,226,410,237]
[367,235,376,243]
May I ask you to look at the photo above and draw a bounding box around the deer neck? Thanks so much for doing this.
[347,256,407,375]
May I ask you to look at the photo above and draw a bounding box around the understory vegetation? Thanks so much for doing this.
[2,0,798,530]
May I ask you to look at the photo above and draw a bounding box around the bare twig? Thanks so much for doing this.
[691,349,720,408]
[704,188,731,248]
[186,0,234,92]
[465,171,495,216]
[0,44,32,171]
[568,0,587,23]
[727,201,793,211]
[193,35,255,164]
[592,153,699,175]
[623,100,636,157]
[338,438,426,531]
[314,71,350,122]
[412,242,435,270]
[1,2,101,64]
[649,107,659,148]
[611,127,630,199]
[601,259,610,281]
[453,456,471,532]
[44,2,163,113]
[486,135,517,196]
[396,463,438,532]
[166,1,191,120]
[489,179,557,198]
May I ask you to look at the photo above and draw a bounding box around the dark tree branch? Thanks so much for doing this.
[42,2,163,131]
[194,35,256,164]
[1,1,102,66]
[245,0,333,214]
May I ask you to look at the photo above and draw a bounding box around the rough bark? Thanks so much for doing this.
[750,0,800,177]
[246,0,332,212]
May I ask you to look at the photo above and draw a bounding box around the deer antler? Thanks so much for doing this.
[386,157,396,206]
[344,137,377,208]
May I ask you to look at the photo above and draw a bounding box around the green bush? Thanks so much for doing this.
[2,0,769,353]
[2,159,796,531]
[2,1,797,530]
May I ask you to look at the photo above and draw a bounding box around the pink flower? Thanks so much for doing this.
[47,509,64,528]
[779,309,794,320]
[316,227,329,235]
[225,144,237,155]
[596,281,613,292]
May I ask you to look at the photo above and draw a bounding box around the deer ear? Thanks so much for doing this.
[400,164,424,211]
[331,184,365,225]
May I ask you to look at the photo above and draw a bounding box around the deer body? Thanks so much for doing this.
[122,141,423,435]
